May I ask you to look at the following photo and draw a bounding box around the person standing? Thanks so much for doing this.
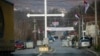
[89,35,93,48]
[72,35,78,47]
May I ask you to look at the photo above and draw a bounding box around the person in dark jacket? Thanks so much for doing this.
[72,35,78,47]
[89,35,93,48]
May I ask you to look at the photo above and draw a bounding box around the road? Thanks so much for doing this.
[12,39,96,56]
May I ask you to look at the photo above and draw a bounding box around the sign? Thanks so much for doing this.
[52,21,59,26]
[47,27,74,31]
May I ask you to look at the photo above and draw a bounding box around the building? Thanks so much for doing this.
[0,0,14,51]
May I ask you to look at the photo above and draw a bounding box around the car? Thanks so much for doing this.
[48,35,55,42]
[15,40,24,49]
[54,36,58,39]
[79,37,90,48]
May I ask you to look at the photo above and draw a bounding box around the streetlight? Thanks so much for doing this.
[27,0,65,46]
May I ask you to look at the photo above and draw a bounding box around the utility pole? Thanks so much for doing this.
[33,19,37,48]
[78,17,81,40]
[82,15,84,38]
[94,0,98,48]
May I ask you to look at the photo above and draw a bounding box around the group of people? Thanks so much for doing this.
[61,35,78,47]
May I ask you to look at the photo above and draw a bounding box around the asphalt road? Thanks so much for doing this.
[12,48,96,56]
[12,39,96,56]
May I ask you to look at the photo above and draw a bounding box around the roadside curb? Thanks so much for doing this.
[87,49,99,56]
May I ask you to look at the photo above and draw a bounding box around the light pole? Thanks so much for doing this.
[27,0,64,46]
